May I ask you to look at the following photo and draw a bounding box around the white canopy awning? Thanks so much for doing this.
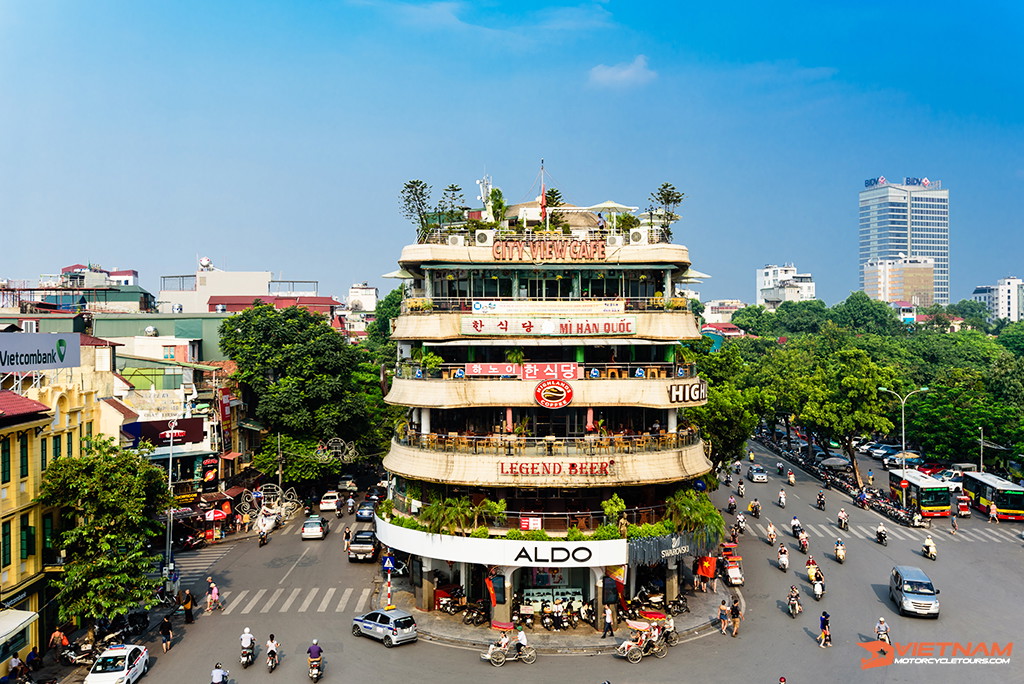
[0,609,38,644]
[382,268,417,280]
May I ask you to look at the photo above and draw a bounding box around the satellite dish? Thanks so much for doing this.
[144,326,158,336]
[199,256,213,270]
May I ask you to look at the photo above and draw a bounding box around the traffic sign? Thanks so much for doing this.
[382,556,396,572]
[900,480,909,489]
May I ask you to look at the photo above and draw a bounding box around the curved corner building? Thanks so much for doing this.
[378,201,711,627]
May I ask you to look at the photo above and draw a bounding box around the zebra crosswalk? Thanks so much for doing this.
[751,522,1021,544]
[173,545,237,589]
[218,586,373,616]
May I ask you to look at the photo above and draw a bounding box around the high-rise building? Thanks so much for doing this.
[862,255,935,307]
[755,264,815,310]
[972,277,1024,322]
[859,177,949,305]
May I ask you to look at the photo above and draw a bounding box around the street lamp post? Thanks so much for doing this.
[878,386,930,508]
[159,419,186,585]
[979,426,984,472]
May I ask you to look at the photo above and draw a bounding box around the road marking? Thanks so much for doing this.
[354,587,370,613]
[318,588,336,612]
[336,588,353,612]
[972,528,1004,542]
[240,589,267,615]
[279,587,302,612]
[846,526,866,539]
[279,548,310,585]
[754,524,767,536]
[298,588,320,612]
[261,588,285,613]
[222,589,249,615]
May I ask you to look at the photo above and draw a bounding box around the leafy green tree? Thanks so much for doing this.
[219,304,375,445]
[437,183,465,227]
[663,489,726,554]
[774,299,829,335]
[365,287,403,358]
[400,179,433,240]
[252,435,348,485]
[38,437,171,624]
[828,291,904,336]
[799,348,895,487]
[731,305,777,337]
[997,321,1024,356]
[544,187,567,232]
[489,187,507,228]
[649,182,685,239]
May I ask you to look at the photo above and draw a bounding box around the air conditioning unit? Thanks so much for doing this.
[606,235,625,247]
[447,235,465,247]
[571,229,590,241]
[629,229,649,245]
[474,229,496,246]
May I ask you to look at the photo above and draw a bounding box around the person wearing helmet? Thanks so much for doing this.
[837,507,849,529]
[211,662,229,683]
[875,617,891,643]
[835,538,845,553]
[307,638,323,669]
[515,624,528,656]
[239,627,255,663]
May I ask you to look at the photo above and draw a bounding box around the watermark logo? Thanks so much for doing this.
[858,641,1012,669]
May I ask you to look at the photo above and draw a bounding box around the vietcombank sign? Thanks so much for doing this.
[0,333,81,372]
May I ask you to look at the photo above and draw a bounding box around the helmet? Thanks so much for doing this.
[879,617,885,622]
[312,639,318,645]
[244,627,251,634]
[836,539,842,544]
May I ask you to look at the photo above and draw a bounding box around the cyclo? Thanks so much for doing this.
[615,620,669,663]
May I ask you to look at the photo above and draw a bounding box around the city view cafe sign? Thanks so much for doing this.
[492,239,607,261]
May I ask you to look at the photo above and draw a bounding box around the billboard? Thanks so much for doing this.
[0,333,81,372]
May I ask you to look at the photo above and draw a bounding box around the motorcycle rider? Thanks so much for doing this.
[346,495,356,514]
[876,522,887,543]
[749,448,755,462]
[727,495,737,514]
[750,498,762,517]
[787,585,802,614]
[798,529,809,552]
[777,461,785,475]
[923,534,937,558]
[834,538,845,556]
[239,627,256,660]
[875,617,891,643]
[816,491,826,509]
[266,634,280,669]
[766,520,778,543]
[787,470,796,486]
[778,489,787,507]
[738,482,745,498]
[211,663,229,684]
[791,516,803,535]
[306,638,323,671]
[736,512,746,533]
[777,543,789,567]
[837,508,849,529]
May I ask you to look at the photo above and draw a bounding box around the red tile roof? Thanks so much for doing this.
[101,397,139,422]
[79,334,122,347]
[0,391,51,418]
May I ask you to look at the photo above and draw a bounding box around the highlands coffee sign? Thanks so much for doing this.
[0,333,81,372]
[492,239,608,261]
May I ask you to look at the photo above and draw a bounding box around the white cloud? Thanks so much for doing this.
[588,55,656,88]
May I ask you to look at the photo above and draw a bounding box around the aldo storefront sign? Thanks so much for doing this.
[374,515,628,567]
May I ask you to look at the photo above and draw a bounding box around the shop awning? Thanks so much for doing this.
[221,452,241,461]
[224,486,246,498]
[239,419,265,431]
[0,609,39,643]
[147,448,217,461]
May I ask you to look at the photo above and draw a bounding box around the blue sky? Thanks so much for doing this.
[2,2,1023,305]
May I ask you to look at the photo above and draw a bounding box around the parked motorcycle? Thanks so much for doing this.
[179,534,207,552]
[463,600,489,626]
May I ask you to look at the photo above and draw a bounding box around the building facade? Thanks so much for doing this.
[862,256,936,307]
[859,177,949,305]
[971,277,1024,322]
[158,258,320,314]
[755,264,815,309]
[376,196,712,626]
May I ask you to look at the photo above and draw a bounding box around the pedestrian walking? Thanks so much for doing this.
[344,526,352,551]
[729,598,743,637]
[950,515,958,535]
[817,611,832,648]
[49,627,68,662]
[206,576,215,611]
[718,600,729,634]
[867,470,874,486]
[209,582,223,611]
[159,616,174,652]
[988,503,999,523]
[182,589,195,623]
[601,604,614,638]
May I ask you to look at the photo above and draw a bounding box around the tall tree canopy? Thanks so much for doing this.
[38,437,171,623]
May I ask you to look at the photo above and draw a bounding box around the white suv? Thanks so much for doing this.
[319,491,341,512]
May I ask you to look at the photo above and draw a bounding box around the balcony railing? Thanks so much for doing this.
[395,361,697,381]
[389,500,668,534]
[419,227,672,245]
[395,430,700,456]
[402,296,690,315]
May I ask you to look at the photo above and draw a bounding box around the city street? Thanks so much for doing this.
[58,459,1022,684]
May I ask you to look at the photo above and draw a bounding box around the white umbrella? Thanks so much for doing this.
[586,200,638,231]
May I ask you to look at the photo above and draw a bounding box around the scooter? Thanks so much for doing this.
[258,531,268,548]
[750,503,761,519]
[736,517,747,535]
[727,501,737,515]
[778,494,787,509]
[876,530,888,546]
[813,580,825,601]
[923,543,937,561]
[308,659,323,682]
[877,631,892,645]
[816,496,826,511]
[798,537,809,554]
[835,545,846,563]
[240,645,254,668]
[737,483,745,498]
[347,501,356,516]
[788,595,801,618]
[838,516,849,531]
[777,463,785,476]
[767,529,777,545]
[788,473,796,486]
[179,535,207,552]
[778,553,789,572]
[666,596,689,615]
[267,651,279,673]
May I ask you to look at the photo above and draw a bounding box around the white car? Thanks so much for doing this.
[301,515,330,540]
[319,491,341,512]
[84,644,149,684]
[747,465,768,483]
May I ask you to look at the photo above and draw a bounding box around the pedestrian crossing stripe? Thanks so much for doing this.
[336,588,353,612]
[261,588,285,613]
[318,588,336,612]
[211,586,374,615]
[222,589,249,615]
[298,588,320,612]
[240,589,266,615]
[279,587,302,612]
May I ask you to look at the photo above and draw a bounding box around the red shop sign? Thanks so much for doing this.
[534,379,573,409]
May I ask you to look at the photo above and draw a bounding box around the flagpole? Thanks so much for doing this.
[540,158,548,231]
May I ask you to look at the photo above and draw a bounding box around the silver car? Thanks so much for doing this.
[352,608,418,647]
[747,465,768,483]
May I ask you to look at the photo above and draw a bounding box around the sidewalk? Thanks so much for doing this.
[378,578,740,654]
